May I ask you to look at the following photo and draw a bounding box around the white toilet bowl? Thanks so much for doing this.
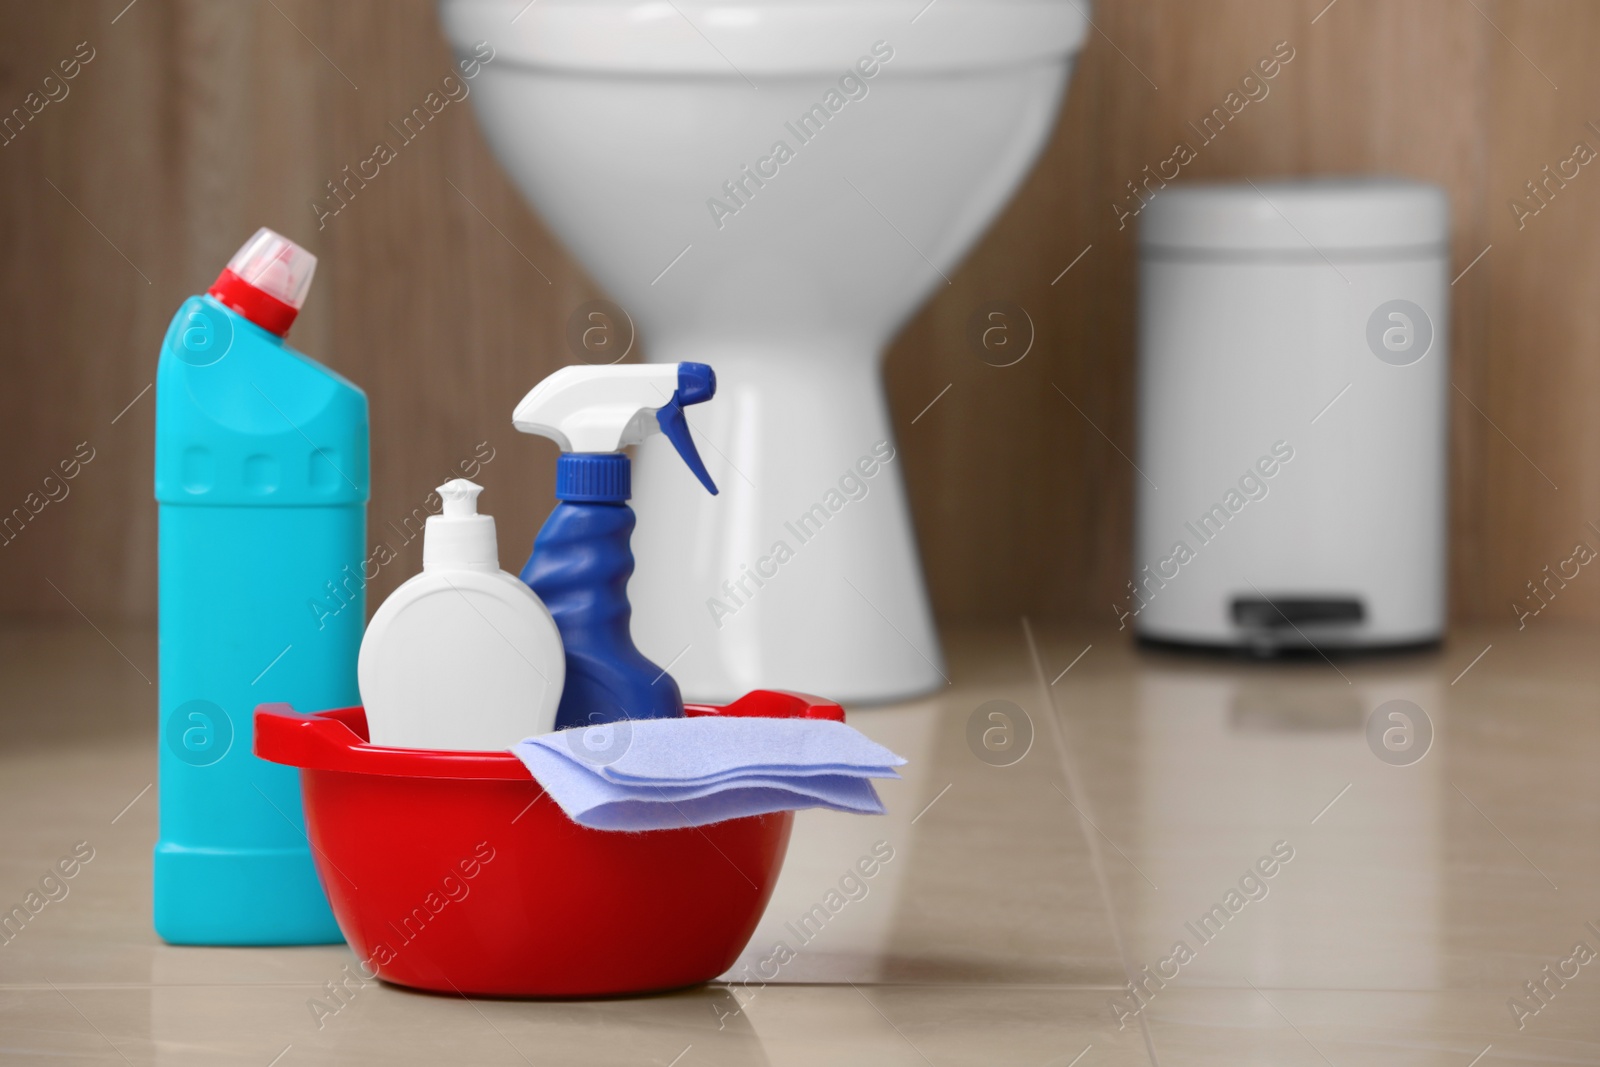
[440,0,1087,702]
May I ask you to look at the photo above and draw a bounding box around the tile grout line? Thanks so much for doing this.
[1023,617,1164,1067]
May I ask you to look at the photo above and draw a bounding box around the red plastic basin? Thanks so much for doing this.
[254,690,844,996]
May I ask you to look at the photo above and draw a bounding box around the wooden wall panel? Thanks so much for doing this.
[0,0,1594,628]
[0,0,599,626]
[1477,1,1600,625]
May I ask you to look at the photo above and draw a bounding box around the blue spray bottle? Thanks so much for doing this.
[513,363,717,727]
[154,228,367,944]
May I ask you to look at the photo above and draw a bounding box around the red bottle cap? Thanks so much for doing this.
[207,228,317,337]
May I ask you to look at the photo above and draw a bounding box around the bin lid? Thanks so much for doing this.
[1140,178,1449,254]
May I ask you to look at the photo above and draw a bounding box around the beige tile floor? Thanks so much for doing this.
[3,620,1599,1065]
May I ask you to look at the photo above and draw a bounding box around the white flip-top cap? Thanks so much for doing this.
[225,227,318,310]
[1140,178,1449,255]
[423,480,500,571]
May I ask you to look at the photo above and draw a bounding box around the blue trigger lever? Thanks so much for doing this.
[656,362,719,495]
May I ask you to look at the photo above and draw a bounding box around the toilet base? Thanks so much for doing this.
[628,352,947,705]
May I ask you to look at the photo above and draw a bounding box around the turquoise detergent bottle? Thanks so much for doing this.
[154,229,367,944]
[513,364,718,728]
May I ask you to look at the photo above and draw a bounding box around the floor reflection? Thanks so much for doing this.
[1132,655,1444,992]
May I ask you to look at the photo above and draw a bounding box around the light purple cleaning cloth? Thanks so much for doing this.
[510,716,906,831]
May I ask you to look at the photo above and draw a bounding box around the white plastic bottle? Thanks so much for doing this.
[358,479,564,749]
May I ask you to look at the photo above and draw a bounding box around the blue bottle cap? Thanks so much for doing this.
[556,453,631,503]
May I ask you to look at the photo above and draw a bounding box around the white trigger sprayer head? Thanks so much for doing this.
[512,363,718,494]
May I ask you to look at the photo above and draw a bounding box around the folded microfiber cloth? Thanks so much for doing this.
[510,716,906,831]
